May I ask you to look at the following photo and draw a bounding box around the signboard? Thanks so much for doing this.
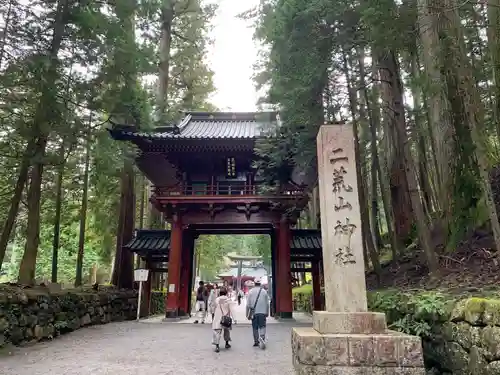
[168,283,175,293]
[134,269,149,282]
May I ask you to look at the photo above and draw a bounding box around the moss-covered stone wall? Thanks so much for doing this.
[293,289,500,375]
[0,285,138,348]
[424,298,500,375]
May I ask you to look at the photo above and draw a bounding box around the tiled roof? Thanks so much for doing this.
[109,111,277,141]
[290,229,322,250]
[124,228,322,257]
[124,230,170,254]
[217,267,268,278]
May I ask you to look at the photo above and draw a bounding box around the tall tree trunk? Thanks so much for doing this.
[51,144,65,283]
[418,0,453,228]
[0,141,33,270]
[75,126,91,287]
[376,47,415,245]
[487,0,500,139]
[111,160,136,288]
[0,0,13,67]
[157,0,175,123]
[18,0,69,285]
[342,48,381,278]
[441,0,500,256]
[376,48,439,276]
[358,49,383,250]
[370,61,402,261]
[410,53,433,215]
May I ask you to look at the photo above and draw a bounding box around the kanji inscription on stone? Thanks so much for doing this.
[317,124,368,312]
[334,196,352,211]
[329,148,348,164]
[335,246,356,265]
[332,165,353,193]
[334,218,357,237]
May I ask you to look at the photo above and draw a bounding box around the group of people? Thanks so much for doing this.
[193,278,269,353]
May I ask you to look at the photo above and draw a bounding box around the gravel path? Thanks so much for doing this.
[0,320,296,375]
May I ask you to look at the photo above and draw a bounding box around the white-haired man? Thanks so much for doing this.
[245,277,269,349]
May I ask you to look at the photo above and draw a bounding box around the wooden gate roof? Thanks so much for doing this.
[125,230,171,256]
[125,228,322,259]
[108,111,277,141]
[290,229,322,250]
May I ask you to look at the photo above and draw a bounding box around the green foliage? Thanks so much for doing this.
[196,235,271,280]
[0,0,217,284]
[368,291,451,338]
[292,288,454,338]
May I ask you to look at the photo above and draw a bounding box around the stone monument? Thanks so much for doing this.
[291,125,425,374]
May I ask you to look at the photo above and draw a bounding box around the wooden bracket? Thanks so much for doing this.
[236,203,260,220]
[200,203,224,219]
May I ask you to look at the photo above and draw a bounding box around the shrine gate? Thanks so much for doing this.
[109,111,323,319]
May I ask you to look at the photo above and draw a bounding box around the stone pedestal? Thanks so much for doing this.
[291,125,425,374]
[292,312,425,374]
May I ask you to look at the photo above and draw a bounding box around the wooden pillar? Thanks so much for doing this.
[140,264,152,318]
[311,260,322,311]
[271,230,278,317]
[165,216,183,318]
[178,232,193,316]
[277,217,293,319]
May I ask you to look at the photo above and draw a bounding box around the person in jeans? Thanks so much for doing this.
[246,277,269,349]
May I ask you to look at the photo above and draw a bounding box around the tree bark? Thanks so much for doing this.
[358,49,383,250]
[157,0,175,123]
[418,0,453,228]
[487,0,500,139]
[370,60,402,261]
[376,48,439,276]
[341,48,381,278]
[51,144,65,283]
[0,141,33,270]
[440,0,500,257]
[75,126,91,287]
[18,0,69,285]
[111,160,136,288]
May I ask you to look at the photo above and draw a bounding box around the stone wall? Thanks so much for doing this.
[0,285,137,348]
[293,289,500,374]
[424,298,500,375]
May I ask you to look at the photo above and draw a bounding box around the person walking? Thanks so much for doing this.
[208,283,220,321]
[246,277,269,349]
[237,289,243,305]
[212,287,234,353]
[194,281,208,324]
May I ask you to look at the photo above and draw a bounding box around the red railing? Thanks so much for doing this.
[153,182,304,197]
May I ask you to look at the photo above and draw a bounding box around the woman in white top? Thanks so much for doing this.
[212,287,235,352]
[208,284,219,321]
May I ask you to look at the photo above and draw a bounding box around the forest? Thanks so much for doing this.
[1,0,500,289]
[245,0,500,288]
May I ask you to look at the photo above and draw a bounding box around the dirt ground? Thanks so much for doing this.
[366,229,500,294]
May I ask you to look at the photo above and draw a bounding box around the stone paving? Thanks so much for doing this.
[0,307,309,375]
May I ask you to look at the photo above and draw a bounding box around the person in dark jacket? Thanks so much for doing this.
[194,281,208,324]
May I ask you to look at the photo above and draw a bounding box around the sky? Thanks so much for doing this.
[206,0,261,111]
